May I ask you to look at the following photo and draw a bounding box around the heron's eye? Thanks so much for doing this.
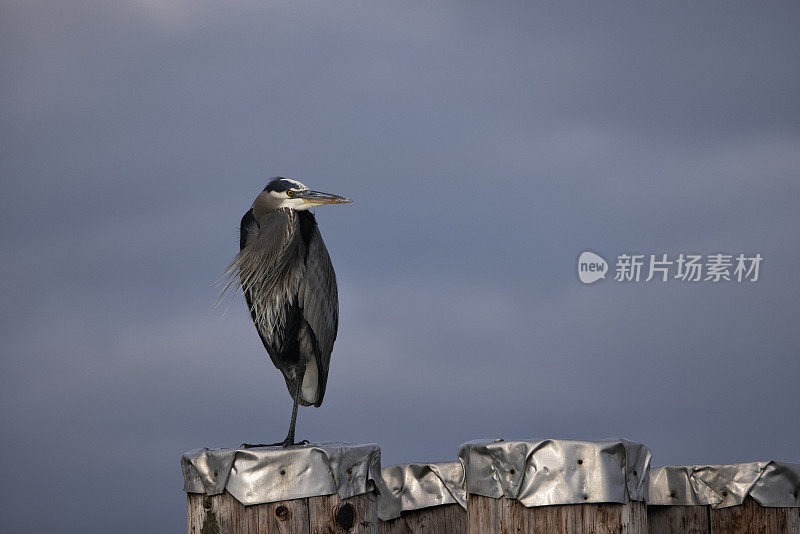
[286,190,295,197]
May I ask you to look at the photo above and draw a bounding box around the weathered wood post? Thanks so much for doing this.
[182,442,381,533]
[648,461,800,533]
[458,438,650,533]
[377,461,466,533]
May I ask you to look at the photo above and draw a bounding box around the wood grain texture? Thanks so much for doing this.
[466,494,647,534]
[255,497,310,534]
[710,497,800,534]
[648,505,709,534]
[378,504,466,534]
[187,494,207,534]
[187,491,377,533]
[308,492,378,534]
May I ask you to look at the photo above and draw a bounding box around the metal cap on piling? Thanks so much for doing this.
[377,461,467,533]
[458,438,652,533]
[648,461,800,533]
[182,442,382,534]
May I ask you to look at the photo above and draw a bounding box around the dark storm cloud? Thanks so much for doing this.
[2,1,799,531]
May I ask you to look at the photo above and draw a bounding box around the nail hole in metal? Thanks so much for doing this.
[335,503,356,530]
[722,491,728,497]
[633,470,638,477]
[213,471,218,478]
[509,468,516,475]
[577,459,583,465]
[670,491,677,499]
[280,469,286,476]
[275,505,290,521]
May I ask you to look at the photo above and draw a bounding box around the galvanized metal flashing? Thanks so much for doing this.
[378,461,466,521]
[181,442,381,505]
[458,438,651,507]
[649,462,800,508]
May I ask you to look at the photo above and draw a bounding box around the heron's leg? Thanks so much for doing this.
[242,371,308,449]
[281,377,303,447]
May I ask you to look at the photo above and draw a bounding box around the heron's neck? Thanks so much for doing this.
[252,192,289,223]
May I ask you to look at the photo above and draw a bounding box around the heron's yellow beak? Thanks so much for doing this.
[298,190,353,207]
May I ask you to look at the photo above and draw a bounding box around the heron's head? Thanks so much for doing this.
[254,177,352,213]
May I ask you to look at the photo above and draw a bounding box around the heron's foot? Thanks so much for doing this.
[280,437,310,448]
[240,439,310,449]
[240,442,284,448]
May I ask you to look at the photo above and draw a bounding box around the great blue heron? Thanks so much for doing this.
[223,177,351,447]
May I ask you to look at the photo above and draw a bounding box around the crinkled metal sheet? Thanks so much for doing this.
[181,441,381,505]
[649,462,800,508]
[458,438,651,507]
[377,461,466,521]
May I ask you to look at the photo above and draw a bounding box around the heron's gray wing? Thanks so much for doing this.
[237,208,304,358]
[298,225,338,407]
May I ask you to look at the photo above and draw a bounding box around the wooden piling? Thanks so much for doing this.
[459,439,651,534]
[466,495,646,533]
[182,443,381,534]
[183,444,800,532]
[647,504,709,533]
[648,498,800,533]
[377,462,466,533]
[710,496,800,533]
[648,463,800,534]
[378,504,466,533]
[187,490,376,534]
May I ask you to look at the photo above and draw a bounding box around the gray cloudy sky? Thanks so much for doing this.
[2,1,799,531]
